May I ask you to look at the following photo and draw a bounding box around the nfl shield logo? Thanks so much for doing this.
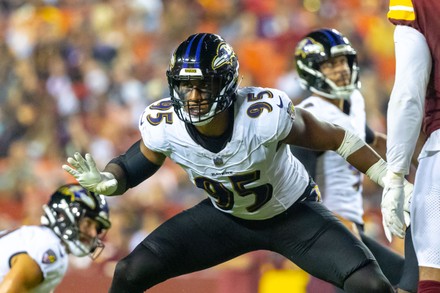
[213,157,224,166]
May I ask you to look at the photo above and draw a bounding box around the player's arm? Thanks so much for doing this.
[378,25,430,240]
[282,107,385,182]
[63,139,166,196]
[386,25,431,175]
[0,253,44,293]
[102,140,166,195]
[281,107,412,240]
[366,124,424,170]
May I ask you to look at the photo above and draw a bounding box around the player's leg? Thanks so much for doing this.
[411,151,440,292]
[358,226,405,286]
[396,226,419,293]
[109,243,168,293]
[272,201,393,293]
[343,262,394,292]
[307,219,407,293]
[109,199,260,293]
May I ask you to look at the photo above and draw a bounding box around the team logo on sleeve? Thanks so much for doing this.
[42,249,57,264]
[287,101,296,121]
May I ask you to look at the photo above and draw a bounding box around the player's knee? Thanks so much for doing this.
[113,258,134,282]
[343,262,394,293]
[112,257,143,290]
[110,254,151,292]
[110,244,169,292]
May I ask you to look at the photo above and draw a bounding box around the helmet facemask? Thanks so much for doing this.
[167,33,239,125]
[168,72,236,126]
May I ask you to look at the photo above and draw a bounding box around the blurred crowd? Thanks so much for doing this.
[0,0,402,291]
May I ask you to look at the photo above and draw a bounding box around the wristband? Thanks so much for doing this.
[366,159,387,187]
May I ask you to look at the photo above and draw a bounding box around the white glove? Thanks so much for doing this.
[62,152,118,195]
[381,171,412,242]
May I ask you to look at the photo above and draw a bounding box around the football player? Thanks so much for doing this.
[293,28,418,293]
[63,33,409,293]
[385,1,440,292]
[0,184,111,293]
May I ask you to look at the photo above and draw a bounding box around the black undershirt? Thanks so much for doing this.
[185,106,235,153]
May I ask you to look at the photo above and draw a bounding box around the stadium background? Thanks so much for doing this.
[0,0,409,292]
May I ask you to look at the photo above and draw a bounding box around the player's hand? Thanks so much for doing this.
[381,171,408,242]
[62,152,118,195]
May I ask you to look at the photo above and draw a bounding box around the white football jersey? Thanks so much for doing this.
[139,87,309,220]
[0,226,68,293]
[297,90,366,224]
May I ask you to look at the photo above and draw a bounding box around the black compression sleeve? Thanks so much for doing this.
[109,140,161,188]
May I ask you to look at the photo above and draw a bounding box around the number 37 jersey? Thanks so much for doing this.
[139,87,309,220]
